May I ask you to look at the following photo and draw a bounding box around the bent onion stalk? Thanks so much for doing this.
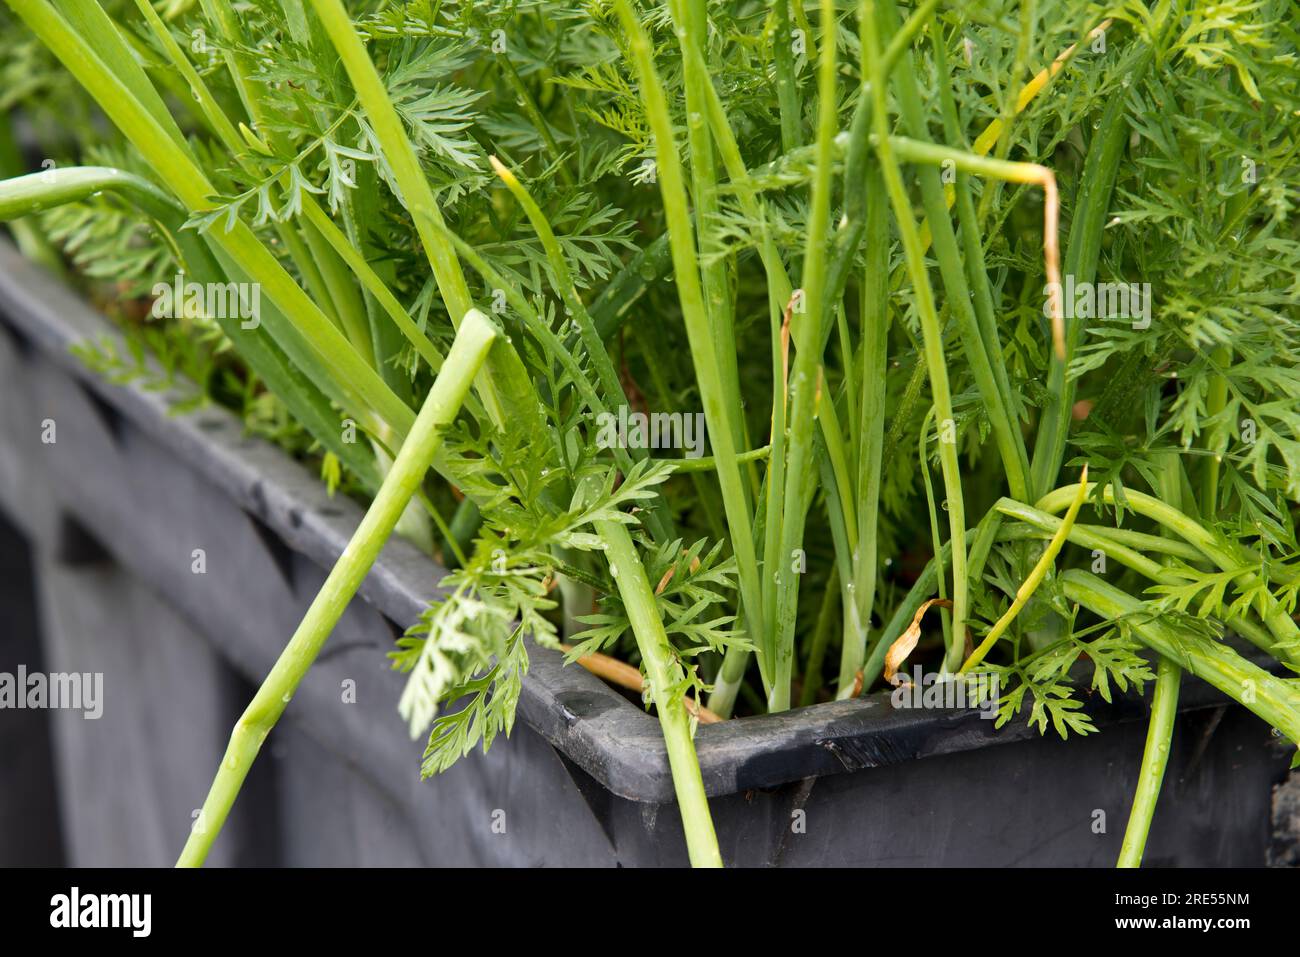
[177,310,498,867]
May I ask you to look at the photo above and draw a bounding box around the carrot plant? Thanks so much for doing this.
[2,0,1299,868]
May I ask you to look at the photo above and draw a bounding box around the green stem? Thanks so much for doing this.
[1036,482,1300,656]
[186,0,363,351]
[880,0,1030,501]
[485,156,673,542]
[768,0,839,712]
[672,0,745,466]
[176,309,498,867]
[301,199,447,374]
[496,53,571,184]
[590,234,672,339]
[1117,655,1181,868]
[708,641,748,719]
[1029,49,1152,499]
[1114,450,1186,869]
[1200,345,1231,513]
[487,156,628,416]
[800,565,840,707]
[613,0,765,679]
[594,520,722,868]
[0,167,381,486]
[309,0,546,442]
[0,165,178,222]
[919,409,953,655]
[835,177,888,697]
[668,445,771,472]
[10,0,411,445]
[676,20,862,703]
[863,0,968,672]
[960,466,1088,673]
[1061,569,1300,744]
[300,215,376,366]
[994,499,1290,663]
[975,0,1036,225]
[772,0,801,153]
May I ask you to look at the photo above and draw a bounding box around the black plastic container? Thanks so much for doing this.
[0,241,1295,866]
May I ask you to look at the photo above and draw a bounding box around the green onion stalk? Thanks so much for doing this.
[1035,482,1300,661]
[612,0,767,699]
[177,310,498,867]
[1116,654,1180,868]
[1061,570,1300,745]
[1111,453,1187,868]
[863,0,968,672]
[595,521,723,867]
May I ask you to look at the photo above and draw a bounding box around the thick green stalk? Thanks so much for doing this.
[9,0,411,445]
[0,167,381,487]
[49,0,188,145]
[881,0,1029,501]
[769,0,838,712]
[1036,482,1300,656]
[177,309,498,867]
[708,639,748,718]
[919,409,953,654]
[671,0,746,465]
[301,200,447,374]
[837,166,889,698]
[677,19,857,494]
[772,0,801,153]
[594,520,722,867]
[1117,655,1180,868]
[1112,452,1186,868]
[0,166,176,222]
[818,391,857,554]
[756,291,788,700]
[613,0,765,679]
[1029,53,1150,498]
[1061,569,1300,744]
[670,11,853,710]
[0,123,62,274]
[677,20,798,705]
[300,216,376,366]
[308,0,545,441]
[929,21,1023,439]
[863,0,968,672]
